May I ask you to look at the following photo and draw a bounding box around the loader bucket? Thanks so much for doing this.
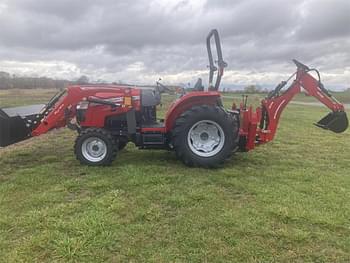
[314,111,348,133]
[0,104,44,147]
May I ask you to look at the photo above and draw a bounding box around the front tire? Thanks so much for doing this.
[74,128,118,166]
[172,105,239,168]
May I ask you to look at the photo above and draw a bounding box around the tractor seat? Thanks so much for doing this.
[193,78,204,91]
[141,89,161,107]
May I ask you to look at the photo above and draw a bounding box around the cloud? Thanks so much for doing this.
[0,0,349,89]
[296,0,350,41]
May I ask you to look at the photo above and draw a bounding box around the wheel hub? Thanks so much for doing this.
[82,137,107,162]
[200,132,209,141]
[188,120,225,157]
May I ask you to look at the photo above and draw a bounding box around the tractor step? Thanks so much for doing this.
[0,104,44,147]
[142,132,165,145]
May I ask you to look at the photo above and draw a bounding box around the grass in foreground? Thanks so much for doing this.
[0,89,350,262]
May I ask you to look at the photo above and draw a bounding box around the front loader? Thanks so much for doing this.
[0,29,348,167]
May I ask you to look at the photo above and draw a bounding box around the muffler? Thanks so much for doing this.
[314,111,348,133]
[0,104,44,147]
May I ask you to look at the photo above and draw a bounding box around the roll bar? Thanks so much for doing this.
[206,29,227,91]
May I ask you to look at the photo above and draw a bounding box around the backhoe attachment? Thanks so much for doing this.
[268,59,348,135]
[291,59,349,133]
[238,59,348,151]
[291,59,348,134]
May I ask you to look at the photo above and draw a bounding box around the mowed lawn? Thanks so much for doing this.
[0,89,350,262]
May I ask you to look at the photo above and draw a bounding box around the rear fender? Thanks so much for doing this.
[164,91,221,132]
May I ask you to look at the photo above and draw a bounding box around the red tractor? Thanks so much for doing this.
[0,29,348,167]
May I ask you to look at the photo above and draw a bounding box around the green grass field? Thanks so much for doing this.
[224,89,350,104]
[1,89,350,262]
[295,90,350,104]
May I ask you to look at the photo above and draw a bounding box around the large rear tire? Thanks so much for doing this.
[172,105,239,168]
[74,128,118,166]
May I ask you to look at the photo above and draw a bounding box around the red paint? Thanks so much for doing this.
[141,127,166,133]
[239,69,345,151]
[32,85,141,136]
[31,69,345,153]
[164,91,221,132]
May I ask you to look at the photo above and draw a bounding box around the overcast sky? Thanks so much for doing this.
[0,0,349,89]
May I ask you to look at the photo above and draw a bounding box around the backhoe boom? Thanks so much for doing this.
[237,60,348,151]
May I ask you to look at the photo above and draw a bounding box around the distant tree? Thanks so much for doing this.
[262,88,270,93]
[76,75,89,85]
[0,72,12,89]
[0,71,10,78]
[0,71,70,90]
[244,85,262,94]
[96,79,107,84]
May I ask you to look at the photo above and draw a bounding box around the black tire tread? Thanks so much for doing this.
[172,105,239,168]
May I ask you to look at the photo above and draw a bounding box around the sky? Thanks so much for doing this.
[0,0,349,90]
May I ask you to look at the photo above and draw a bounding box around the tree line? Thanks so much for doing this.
[0,71,90,90]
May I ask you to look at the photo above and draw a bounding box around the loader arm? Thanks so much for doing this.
[0,85,138,146]
[31,86,129,136]
[31,87,82,136]
[239,60,348,151]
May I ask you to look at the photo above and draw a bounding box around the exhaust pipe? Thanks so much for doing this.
[0,104,44,147]
[315,111,348,133]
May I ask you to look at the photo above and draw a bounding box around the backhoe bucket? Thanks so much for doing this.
[0,104,44,147]
[314,111,348,133]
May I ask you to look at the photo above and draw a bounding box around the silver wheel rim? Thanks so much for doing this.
[187,120,225,157]
[82,137,107,162]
